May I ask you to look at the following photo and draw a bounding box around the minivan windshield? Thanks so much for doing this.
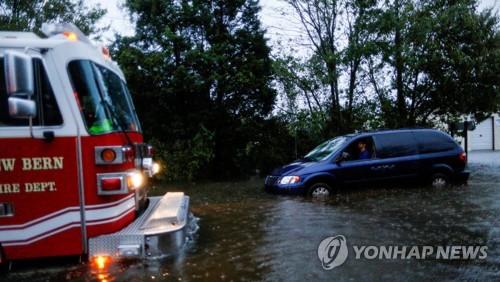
[304,136,349,161]
[68,60,141,134]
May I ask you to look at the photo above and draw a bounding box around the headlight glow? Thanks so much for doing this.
[280,176,300,184]
[152,162,160,175]
[127,172,144,189]
[91,255,111,270]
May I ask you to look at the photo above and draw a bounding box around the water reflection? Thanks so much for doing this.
[1,164,498,281]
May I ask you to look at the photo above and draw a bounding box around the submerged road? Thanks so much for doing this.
[1,151,499,281]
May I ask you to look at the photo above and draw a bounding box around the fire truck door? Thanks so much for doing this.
[0,55,83,260]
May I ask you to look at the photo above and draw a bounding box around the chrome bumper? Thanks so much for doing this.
[88,192,199,259]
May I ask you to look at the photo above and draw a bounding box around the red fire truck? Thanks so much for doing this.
[0,23,198,268]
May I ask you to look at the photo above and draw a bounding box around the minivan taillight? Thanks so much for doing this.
[460,152,467,163]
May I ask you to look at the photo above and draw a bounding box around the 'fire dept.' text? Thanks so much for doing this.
[0,182,57,194]
[0,157,63,194]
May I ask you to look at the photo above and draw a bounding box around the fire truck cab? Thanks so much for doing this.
[0,23,198,266]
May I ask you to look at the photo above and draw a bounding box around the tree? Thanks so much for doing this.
[275,0,381,136]
[272,54,330,142]
[0,0,107,38]
[342,0,381,131]
[283,0,345,134]
[370,0,499,127]
[277,0,498,133]
[113,0,275,180]
[418,0,499,123]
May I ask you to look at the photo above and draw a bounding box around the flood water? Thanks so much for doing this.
[1,162,499,281]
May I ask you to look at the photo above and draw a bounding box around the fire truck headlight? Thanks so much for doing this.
[127,171,143,190]
[152,162,160,175]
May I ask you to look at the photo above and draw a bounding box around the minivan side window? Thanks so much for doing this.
[414,131,457,153]
[374,132,418,158]
[342,137,375,161]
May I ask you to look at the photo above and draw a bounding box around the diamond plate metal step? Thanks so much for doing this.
[88,192,198,259]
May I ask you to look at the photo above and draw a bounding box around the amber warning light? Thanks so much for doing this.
[101,149,117,163]
[41,22,93,45]
[62,31,77,41]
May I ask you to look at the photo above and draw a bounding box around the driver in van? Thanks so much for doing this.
[358,139,371,160]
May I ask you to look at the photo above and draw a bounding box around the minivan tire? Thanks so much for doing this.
[430,173,450,187]
[307,183,332,196]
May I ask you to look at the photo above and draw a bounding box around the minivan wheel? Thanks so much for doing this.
[307,183,332,196]
[430,173,450,187]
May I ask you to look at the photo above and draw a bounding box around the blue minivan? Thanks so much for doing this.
[264,129,470,196]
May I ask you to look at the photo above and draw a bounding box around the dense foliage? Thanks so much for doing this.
[0,0,107,38]
[0,0,498,180]
[112,0,277,180]
[275,0,499,143]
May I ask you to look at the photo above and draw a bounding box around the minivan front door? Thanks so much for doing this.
[332,137,388,185]
[333,157,389,185]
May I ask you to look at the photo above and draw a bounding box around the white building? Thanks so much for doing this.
[467,114,500,151]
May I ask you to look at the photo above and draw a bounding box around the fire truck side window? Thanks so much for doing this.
[68,60,106,132]
[68,60,141,134]
[0,57,63,127]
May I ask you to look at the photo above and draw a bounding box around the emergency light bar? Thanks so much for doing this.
[41,22,112,60]
[41,23,93,45]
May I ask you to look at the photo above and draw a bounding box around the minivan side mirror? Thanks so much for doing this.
[336,152,351,163]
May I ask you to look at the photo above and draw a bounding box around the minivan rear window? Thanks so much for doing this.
[414,131,457,153]
[375,132,418,158]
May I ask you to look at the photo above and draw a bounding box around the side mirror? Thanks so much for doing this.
[4,50,34,97]
[4,50,36,119]
[8,97,36,118]
[336,152,351,163]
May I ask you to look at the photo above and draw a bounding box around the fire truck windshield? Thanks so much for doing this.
[68,60,141,134]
